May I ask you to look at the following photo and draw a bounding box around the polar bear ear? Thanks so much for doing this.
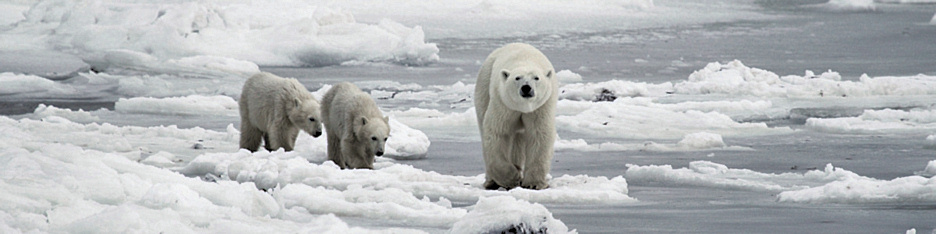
[293,98,302,108]
[546,70,553,78]
[383,116,389,124]
[360,117,368,126]
[500,69,511,80]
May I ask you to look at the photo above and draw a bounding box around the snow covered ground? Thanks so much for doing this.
[3,0,936,233]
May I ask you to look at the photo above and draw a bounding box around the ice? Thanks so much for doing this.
[556,97,793,139]
[0,72,76,96]
[181,150,636,205]
[115,95,239,116]
[627,160,936,204]
[805,108,936,134]
[556,133,753,152]
[4,0,439,68]
[675,60,936,98]
[450,196,574,234]
[556,69,583,83]
[820,0,876,11]
[777,175,936,203]
[676,132,727,149]
[625,161,866,192]
[916,160,936,177]
[0,112,597,232]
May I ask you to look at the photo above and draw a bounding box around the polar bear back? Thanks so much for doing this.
[241,72,315,132]
[321,82,382,132]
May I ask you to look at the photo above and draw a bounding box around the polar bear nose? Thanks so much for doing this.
[520,85,534,98]
[312,131,322,137]
[375,151,384,156]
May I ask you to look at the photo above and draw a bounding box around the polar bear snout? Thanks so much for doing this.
[520,84,534,98]
[375,150,384,156]
[311,130,322,137]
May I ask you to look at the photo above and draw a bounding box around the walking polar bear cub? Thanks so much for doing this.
[322,82,390,169]
[239,72,323,152]
[475,43,558,190]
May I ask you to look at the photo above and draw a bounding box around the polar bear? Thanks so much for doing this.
[239,72,323,152]
[321,82,390,169]
[475,43,558,190]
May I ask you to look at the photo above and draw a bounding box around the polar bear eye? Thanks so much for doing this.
[371,137,378,141]
[534,76,539,81]
[309,117,316,122]
[514,77,520,81]
[383,138,388,141]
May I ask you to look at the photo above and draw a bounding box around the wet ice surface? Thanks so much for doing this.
[3,0,936,233]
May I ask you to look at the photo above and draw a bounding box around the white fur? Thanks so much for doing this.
[474,43,558,190]
[239,72,323,152]
[322,82,391,169]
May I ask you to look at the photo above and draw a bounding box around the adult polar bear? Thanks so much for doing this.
[239,72,323,152]
[322,82,391,169]
[475,43,558,190]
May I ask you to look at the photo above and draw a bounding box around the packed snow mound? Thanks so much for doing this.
[7,0,439,67]
[916,160,936,177]
[627,160,936,204]
[926,135,936,150]
[0,135,428,233]
[10,103,429,160]
[0,113,595,232]
[820,0,876,11]
[0,72,76,96]
[556,97,793,139]
[115,95,239,116]
[450,196,574,234]
[805,108,936,134]
[555,136,753,152]
[181,150,636,205]
[777,175,936,203]
[625,161,864,192]
[877,0,936,3]
[675,60,936,98]
[676,132,727,149]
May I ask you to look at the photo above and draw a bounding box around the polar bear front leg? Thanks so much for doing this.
[483,132,521,189]
[279,125,299,152]
[519,109,555,190]
[481,109,523,190]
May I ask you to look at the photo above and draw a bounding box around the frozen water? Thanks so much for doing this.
[3,0,936,233]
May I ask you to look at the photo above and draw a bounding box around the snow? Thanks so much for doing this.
[821,0,876,11]
[450,196,573,234]
[3,0,438,68]
[805,108,936,134]
[917,160,936,177]
[556,69,583,83]
[626,160,936,204]
[115,95,239,116]
[625,161,860,192]
[0,113,601,232]
[927,135,936,150]
[3,0,936,232]
[676,60,936,98]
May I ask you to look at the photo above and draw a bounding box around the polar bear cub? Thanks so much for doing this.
[239,72,323,152]
[475,43,558,190]
[321,82,390,169]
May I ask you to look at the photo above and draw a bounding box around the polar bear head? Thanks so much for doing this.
[498,67,555,113]
[348,116,391,169]
[288,97,323,138]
